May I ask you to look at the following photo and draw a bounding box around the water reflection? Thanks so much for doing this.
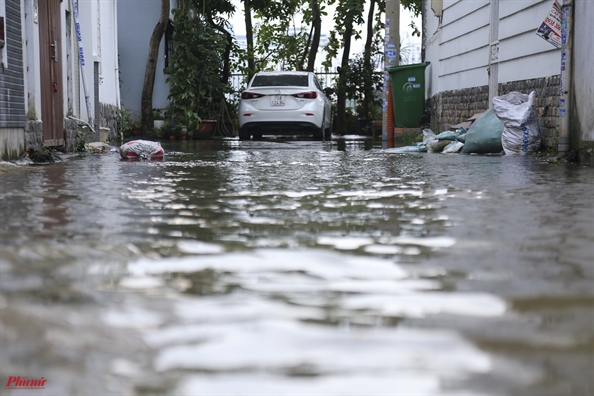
[0,139,592,395]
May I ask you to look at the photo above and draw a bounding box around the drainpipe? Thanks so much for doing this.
[558,0,573,154]
[71,0,94,133]
[113,2,120,108]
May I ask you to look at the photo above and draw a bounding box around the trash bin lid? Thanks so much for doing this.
[387,62,430,73]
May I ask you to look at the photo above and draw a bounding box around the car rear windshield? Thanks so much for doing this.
[251,75,309,87]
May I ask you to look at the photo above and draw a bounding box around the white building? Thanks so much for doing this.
[0,0,121,160]
[422,0,593,156]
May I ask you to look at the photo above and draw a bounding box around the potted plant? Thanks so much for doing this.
[153,108,166,138]
[165,7,229,140]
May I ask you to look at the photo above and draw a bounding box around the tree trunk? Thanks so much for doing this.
[141,0,170,135]
[206,15,233,84]
[306,0,322,72]
[244,0,256,80]
[336,21,353,134]
[363,0,376,118]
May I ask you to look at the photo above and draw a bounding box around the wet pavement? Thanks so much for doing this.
[0,137,593,395]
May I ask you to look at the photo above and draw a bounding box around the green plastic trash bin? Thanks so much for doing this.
[388,62,430,127]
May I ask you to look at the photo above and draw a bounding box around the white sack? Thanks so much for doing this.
[492,91,542,155]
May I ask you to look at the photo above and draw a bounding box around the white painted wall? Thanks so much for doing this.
[98,0,120,107]
[23,0,41,120]
[118,0,174,122]
[424,0,490,95]
[424,0,560,99]
[75,0,94,121]
[497,0,560,83]
[62,0,120,123]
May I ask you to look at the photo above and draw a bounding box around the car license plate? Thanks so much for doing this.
[271,95,285,106]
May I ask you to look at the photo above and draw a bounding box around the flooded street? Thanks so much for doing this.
[1,137,592,395]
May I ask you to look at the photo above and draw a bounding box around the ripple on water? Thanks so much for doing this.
[119,246,507,392]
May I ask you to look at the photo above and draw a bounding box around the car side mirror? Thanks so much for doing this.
[323,88,335,97]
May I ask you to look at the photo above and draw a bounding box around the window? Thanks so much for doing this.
[251,74,309,87]
[314,76,323,91]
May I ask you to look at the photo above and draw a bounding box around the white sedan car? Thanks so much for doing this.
[238,71,333,140]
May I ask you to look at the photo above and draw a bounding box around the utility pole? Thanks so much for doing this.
[558,0,573,154]
[382,0,400,145]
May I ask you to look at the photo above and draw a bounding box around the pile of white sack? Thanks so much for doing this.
[385,91,542,156]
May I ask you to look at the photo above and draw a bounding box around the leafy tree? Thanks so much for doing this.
[402,0,422,37]
[191,0,237,84]
[141,0,170,135]
[233,0,328,75]
[324,0,366,133]
[253,0,308,71]
[165,7,229,132]
[342,54,383,118]
[362,0,385,120]
[303,0,323,71]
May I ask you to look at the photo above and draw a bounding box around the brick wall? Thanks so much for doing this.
[427,75,561,147]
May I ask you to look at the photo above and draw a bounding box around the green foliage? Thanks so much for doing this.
[153,108,166,120]
[117,108,133,136]
[401,0,422,17]
[340,54,383,118]
[254,20,309,71]
[322,0,366,70]
[247,0,324,71]
[165,8,230,131]
[401,0,422,36]
[75,126,94,152]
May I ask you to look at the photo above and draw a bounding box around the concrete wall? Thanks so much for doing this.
[0,128,25,159]
[424,0,560,96]
[571,0,594,161]
[0,0,26,160]
[423,0,592,160]
[118,0,174,123]
[73,0,120,140]
[427,75,560,147]
[424,0,490,93]
[20,0,121,152]
[422,0,564,150]
[497,1,560,84]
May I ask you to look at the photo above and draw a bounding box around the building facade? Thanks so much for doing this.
[422,0,593,157]
[0,0,26,159]
[0,0,121,161]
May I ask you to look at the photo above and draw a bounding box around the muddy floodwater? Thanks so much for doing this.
[1,137,592,395]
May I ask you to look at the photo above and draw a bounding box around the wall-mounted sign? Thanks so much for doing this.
[536,0,562,49]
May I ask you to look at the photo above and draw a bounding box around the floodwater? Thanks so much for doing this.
[0,137,592,395]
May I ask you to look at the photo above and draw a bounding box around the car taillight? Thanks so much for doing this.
[292,91,318,99]
[241,92,265,99]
